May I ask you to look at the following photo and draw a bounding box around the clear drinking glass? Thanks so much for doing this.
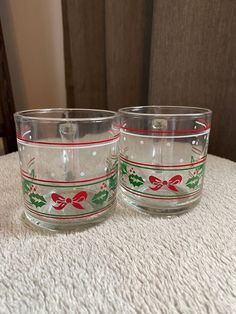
[14,109,119,231]
[119,106,212,215]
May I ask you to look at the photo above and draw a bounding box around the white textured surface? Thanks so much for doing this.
[0,153,236,314]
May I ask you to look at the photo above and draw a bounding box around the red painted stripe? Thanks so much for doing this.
[27,157,35,167]
[191,146,203,154]
[17,133,120,146]
[21,169,117,184]
[121,184,201,200]
[25,203,114,220]
[121,125,210,135]
[120,155,206,168]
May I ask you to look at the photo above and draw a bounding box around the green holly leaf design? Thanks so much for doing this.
[186,176,200,189]
[109,174,117,191]
[113,158,118,166]
[196,164,205,176]
[128,174,144,187]
[120,162,128,175]
[22,178,30,194]
[29,193,47,208]
[91,190,108,204]
[105,158,113,172]
[30,169,35,178]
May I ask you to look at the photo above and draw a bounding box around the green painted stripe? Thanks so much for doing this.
[120,184,201,198]
[121,159,205,171]
[24,199,116,217]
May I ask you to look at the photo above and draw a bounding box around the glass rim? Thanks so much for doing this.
[14,108,119,122]
[119,106,212,117]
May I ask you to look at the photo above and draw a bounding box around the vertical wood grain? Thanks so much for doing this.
[105,0,153,110]
[62,0,107,109]
[0,21,17,153]
[149,0,236,160]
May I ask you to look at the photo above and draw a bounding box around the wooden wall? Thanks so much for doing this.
[62,0,236,161]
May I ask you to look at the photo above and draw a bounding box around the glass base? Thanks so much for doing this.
[22,204,116,232]
[121,187,201,217]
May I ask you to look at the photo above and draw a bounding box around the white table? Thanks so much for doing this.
[0,153,235,313]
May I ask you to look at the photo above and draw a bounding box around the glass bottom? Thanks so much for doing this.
[120,187,201,216]
[22,203,116,232]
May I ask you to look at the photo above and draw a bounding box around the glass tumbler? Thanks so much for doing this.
[119,106,212,215]
[14,109,119,231]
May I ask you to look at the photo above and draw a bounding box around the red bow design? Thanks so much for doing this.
[51,191,87,210]
[149,175,182,192]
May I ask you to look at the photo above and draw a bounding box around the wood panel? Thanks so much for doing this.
[149,0,236,161]
[105,0,153,110]
[62,0,107,109]
[0,21,17,153]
